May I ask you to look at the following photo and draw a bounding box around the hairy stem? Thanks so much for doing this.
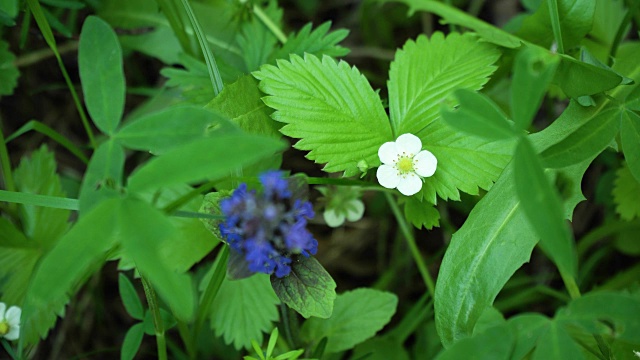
[141,276,168,360]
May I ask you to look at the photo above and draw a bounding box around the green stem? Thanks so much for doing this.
[176,320,196,360]
[156,0,195,57]
[0,125,16,194]
[303,176,372,187]
[384,192,435,297]
[278,304,296,350]
[141,275,168,360]
[253,4,287,44]
[577,219,640,256]
[193,246,230,340]
[162,180,218,214]
[13,41,78,67]
[608,1,638,66]
[560,269,581,299]
[547,0,564,54]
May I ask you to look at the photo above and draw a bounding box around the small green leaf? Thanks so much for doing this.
[271,21,349,61]
[613,163,640,221]
[434,324,514,359]
[0,218,40,306]
[78,139,125,215]
[116,106,234,154]
[0,40,19,96]
[507,314,551,360]
[441,89,516,140]
[236,2,280,72]
[621,109,640,182]
[271,256,336,319]
[511,46,558,130]
[515,139,577,278]
[118,274,144,320]
[209,274,279,350]
[553,54,623,98]
[531,321,585,360]
[403,197,440,230]
[301,288,398,353]
[540,106,620,169]
[121,323,144,360]
[127,133,285,193]
[119,198,195,321]
[626,85,640,111]
[79,16,125,134]
[255,54,391,177]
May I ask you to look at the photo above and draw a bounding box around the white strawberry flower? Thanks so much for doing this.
[0,302,21,341]
[376,133,437,196]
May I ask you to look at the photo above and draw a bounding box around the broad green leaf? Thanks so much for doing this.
[21,198,120,344]
[440,89,516,140]
[384,0,522,48]
[13,145,70,246]
[119,198,195,321]
[434,324,514,360]
[79,16,125,134]
[116,106,234,154]
[515,0,595,50]
[127,133,285,192]
[271,21,350,61]
[582,0,627,61]
[388,32,500,136]
[255,54,391,177]
[515,139,577,278]
[301,288,398,353]
[556,292,640,344]
[208,274,279,350]
[511,46,559,130]
[507,314,551,359]
[0,40,19,96]
[121,323,144,360]
[271,255,336,319]
[553,54,623,98]
[621,109,640,182]
[532,321,585,360]
[403,197,440,230]
[78,139,125,215]
[206,75,280,138]
[613,163,640,221]
[540,106,619,169]
[626,85,640,111]
[434,165,538,348]
[118,274,144,320]
[611,43,640,103]
[0,0,18,19]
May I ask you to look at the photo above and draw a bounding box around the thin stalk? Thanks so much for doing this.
[25,0,96,149]
[467,0,486,17]
[162,180,218,214]
[13,41,78,67]
[384,192,435,297]
[1,339,17,360]
[303,176,371,187]
[560,269,581,299]
[279,304,296,350]
[577,219,640,256]
[608,0,638,66]
[547,0,564,53]
[253,5,287,44]
[193,246,230,340]
[179,0,223,95]
[176,320,196,360]
[0,125,16,194]
[156,0,194,57]
[141,275,168,360]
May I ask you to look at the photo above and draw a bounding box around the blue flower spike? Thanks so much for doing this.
[219,171,318,278]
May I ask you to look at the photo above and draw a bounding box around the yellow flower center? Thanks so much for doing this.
[397,156,414,173]
[0,321,9,336]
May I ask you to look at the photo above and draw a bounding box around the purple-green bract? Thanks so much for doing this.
[219,171,317,278]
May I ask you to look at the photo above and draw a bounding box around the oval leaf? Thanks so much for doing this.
[270,255,336,319]
[121,323,145,360]
[118,273,144,320]
[79,16,125,134]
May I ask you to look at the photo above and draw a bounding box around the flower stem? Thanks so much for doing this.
[384,192,435,297]
[141,275,168,360]
[253,4,287,44]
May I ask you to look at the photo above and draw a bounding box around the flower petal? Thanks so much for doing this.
[396,133,422,155]
[345,199,365,222]
[377,165,401,189]
[323,209,346,227]
[397,173,423,196]
[5,325,19,341]
[378,141,399,164]
[6,306,20,326]
[413,150,438,177]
